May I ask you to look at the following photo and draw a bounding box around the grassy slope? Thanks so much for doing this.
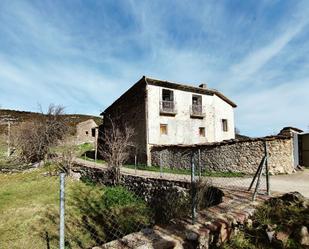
[0,165,151,249]
[0,168,60,249]
[0,167,104,249]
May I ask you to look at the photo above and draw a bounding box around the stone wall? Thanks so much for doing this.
[73,164,190,203]
[150,135,295,174]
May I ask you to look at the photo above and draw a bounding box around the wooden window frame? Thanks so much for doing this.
[222,119,228,132]
[160,124,168,135]
[199,127,205,137]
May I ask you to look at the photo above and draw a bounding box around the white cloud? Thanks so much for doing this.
[0,0,309,136]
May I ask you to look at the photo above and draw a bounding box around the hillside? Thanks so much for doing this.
[0,109,102,134]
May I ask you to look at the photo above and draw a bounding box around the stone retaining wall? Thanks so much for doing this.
[151,135,295,174]
[73,164,190,204]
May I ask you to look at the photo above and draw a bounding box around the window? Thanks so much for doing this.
[192,95,202,105]
[160,124,168,135]
[162,89,174,101]
[85,131,89,135]
[199,127,205,137]
[222,119,228,132]
[91,128,96,137]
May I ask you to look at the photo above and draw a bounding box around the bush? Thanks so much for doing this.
[67,184,152,246]
[39,183,152,249]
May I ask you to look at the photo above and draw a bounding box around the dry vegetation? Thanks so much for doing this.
[99,118,135,184]
[12,105,68,163]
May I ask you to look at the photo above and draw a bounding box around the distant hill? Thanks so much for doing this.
[235,133,251,140]
[0,109,102,134]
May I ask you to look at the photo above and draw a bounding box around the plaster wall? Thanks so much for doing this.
[147,84,235,146]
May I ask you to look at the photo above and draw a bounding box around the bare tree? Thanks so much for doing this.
[13,104,68,164]
[56,141,75,175]
[99,118,135,184]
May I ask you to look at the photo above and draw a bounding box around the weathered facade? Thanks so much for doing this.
[76,119,98,144]
[99,76,236,165]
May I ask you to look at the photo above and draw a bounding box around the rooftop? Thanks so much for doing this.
[145,76,237,108]
[101,76,237,115]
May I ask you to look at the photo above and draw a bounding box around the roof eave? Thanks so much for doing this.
[145,76,237,108]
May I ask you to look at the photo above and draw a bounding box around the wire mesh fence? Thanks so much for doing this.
[0,147,271,249]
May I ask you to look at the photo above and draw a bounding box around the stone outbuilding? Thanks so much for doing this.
[76,119,98,144]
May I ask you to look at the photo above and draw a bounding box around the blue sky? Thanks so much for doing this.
[0,0,308,136]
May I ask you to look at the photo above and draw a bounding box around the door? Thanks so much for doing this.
[299,134,309,167]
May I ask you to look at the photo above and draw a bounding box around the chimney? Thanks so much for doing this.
[199,83,207,89]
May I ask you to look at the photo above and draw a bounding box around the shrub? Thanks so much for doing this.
[68,184,152,245]
[13,105,68,163]
[39,183,152,249]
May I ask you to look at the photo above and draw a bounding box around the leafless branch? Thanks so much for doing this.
[13,104,68,164]
[99,117,135,184]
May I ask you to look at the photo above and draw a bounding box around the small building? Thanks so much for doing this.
[99,76,237,165]
[76,119,98,144]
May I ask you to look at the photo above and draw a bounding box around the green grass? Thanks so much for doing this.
[0,166,151,249]
[81,154,106,164]
[78,153,244,177]
[124,164,245,177]
[0,167,60,249]
[77,145,244,177]
[52,142,94,156]
[77,142,94,154]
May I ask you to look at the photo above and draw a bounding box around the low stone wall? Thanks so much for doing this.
[73,164,190,203]
[151,135,295,175]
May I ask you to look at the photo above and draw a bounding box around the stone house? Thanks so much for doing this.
[99,76,237,165]
[76,119,98,144]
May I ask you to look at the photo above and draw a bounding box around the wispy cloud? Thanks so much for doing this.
[230,23,306,82]
[0,0,309,135]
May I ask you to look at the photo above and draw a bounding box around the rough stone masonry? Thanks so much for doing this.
[151,135,295,175]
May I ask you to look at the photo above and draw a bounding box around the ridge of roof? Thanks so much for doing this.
[100,76,237,115]
[144,76,237,108]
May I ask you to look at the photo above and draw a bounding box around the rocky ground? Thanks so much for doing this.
[221,192,309,249]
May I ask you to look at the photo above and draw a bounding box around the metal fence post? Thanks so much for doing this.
[252,160,264,201]
[134,155,137,174]
[59,173,65,249]
[264,141,270,196]
[191,156,197,224]
[159,154,163,178]
[198,149,201,178]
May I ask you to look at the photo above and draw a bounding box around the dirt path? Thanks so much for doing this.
[269,169,309,198]
[74,158,309,198]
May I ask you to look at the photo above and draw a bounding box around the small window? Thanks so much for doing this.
[85,131,89,135]
[199,127,205,137]
[192,95,202,105]
[222,119,228,132]
[160,124,168,135]
[162,89,174,101]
